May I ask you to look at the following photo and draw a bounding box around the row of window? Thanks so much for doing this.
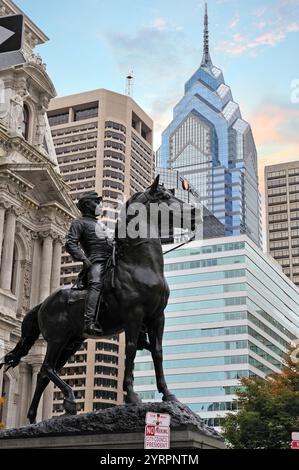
[95,354,118,365]
[52,123,97,138]
[135,353,249,371]
[94,378,118,389]
[95,342,119,353]
[138,340,248,357]
[170,282,245,299]
[94,390,117,400]
[134,370,249,386]
[94,366,118,377]
[166,295,246,312]
[102,190,123,200]
[166,310,247,327]
[103,169,125,182]
[165,241,245,259]
[165,255,245,273]
[191,401,239,412]
[105,121,126,133]
[105,130,126,143]
[167,269,245,285]
[138,386,240,400]
[131,134,152,158]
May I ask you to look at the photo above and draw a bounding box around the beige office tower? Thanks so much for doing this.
[48,89,154,414]
[265,161,299,286]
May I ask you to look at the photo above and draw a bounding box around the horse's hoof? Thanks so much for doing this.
[162,393,179,402]
[27,413,36,425]
[63,398,77,415]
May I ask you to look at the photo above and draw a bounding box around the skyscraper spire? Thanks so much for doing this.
[201,3,213,67]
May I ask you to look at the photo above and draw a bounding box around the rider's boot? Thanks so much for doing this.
[84,286,103,336]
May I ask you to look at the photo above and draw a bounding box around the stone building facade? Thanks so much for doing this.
[0,0,76,428]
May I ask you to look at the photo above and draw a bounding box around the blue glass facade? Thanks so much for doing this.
[135,236,299,428]
[156,7,262,247]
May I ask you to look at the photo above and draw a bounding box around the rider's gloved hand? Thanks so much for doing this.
[83,259,92,270]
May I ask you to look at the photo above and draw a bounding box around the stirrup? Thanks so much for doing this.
[84,322,103,337]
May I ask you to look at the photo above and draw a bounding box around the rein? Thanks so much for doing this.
[163,233,196,256]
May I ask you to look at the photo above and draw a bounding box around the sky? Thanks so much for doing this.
[16,0,299,192]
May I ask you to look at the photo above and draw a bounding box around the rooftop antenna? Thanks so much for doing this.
[201,3,213,67]
[125,71,134,97]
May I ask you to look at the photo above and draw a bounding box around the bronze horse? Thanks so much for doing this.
[0,175,197,423]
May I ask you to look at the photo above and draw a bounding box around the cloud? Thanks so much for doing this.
[249,101,299,192]
[103,19,199,149]
[152,17,167,31]
[218,22,299,55]
[217,0,299,56]
[229,16,240,29]
[104,20,197,82]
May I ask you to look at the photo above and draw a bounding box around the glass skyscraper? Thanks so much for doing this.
[135,235,299,428]
[157,4,262,247]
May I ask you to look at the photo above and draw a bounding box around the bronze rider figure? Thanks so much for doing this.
[65,192,113,336]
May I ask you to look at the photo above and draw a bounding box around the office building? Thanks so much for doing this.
[265,161,299,286]
[156,5,262,247]
[158,167,225,243]
[135,235,299,428]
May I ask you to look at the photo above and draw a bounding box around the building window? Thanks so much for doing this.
[74,106,98,121]
[22,104,29,140]
[48,111,69,126]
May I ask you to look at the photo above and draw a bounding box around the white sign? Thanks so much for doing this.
[0,26,14,46]
[144,425,170,449]
[145,412,171,427]
[292,432,299,441]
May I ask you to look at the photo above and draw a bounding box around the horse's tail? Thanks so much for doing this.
[0,303,41,370]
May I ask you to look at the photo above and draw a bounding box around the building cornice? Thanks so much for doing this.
[0,0,49,46]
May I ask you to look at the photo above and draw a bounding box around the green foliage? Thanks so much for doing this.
[222,347,299,449]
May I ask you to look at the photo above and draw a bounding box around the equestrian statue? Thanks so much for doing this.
[0,175,198,424]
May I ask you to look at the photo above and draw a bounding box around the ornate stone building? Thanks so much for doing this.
[0,0,76,427]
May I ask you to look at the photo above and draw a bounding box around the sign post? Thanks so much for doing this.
[0,14,25,70]
[291,432,299,449]
[144,412,171,449]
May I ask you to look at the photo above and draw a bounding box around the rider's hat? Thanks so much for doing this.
[77,192,102,210]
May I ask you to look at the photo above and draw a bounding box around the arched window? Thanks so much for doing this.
[22,104,29,140]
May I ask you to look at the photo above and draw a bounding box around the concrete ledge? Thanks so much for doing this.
[0,428,226,449]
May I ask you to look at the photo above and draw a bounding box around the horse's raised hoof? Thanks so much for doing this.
[125,392,142,405]
[63,398,77,415]
[162,393,179,402]
[0,353,19,370]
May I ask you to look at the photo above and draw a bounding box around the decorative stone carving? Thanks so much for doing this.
[10,81,29,136]
[25,51,47,71]
[20,260,32,313]
[39,230,60,241]
[35,94,49,152]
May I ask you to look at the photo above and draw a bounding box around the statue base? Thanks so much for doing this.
[0,401,226,449]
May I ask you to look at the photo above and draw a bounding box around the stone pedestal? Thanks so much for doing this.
[0,402,226,449]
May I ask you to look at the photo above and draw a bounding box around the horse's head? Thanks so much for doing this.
[116,175,201,242]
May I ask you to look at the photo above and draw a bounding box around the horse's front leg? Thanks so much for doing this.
[123,309,143,404]
[147,314,179,402]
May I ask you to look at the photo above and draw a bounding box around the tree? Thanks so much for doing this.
[222,346,299,449]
